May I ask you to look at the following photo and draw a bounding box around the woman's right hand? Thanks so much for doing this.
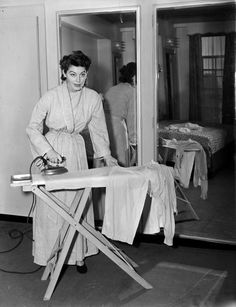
[44,149,63,165]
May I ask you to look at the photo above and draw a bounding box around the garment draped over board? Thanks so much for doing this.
[174,140,208,199]
[102,162,177,246]
[26,82,111,265]
[104,83,137,166]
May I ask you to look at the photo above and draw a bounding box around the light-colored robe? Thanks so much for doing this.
[26,82,111,265]
[104,83,137,166]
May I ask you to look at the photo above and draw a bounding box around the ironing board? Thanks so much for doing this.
[10,167,153,301]
[159,143,200,220]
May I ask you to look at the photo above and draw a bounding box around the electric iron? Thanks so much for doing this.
[40,156,68,176]
[42,164,68,176]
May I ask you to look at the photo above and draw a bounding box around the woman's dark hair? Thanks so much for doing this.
[59,50,91,81]
[119,62,136,84]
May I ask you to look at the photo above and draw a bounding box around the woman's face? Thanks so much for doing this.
[64,65,87,92]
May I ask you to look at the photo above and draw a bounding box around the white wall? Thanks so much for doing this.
[61,14,117,41]
[0,4,47,216]
[61,14,114,94]
[61,24,99,91]
[121,28,136,65]
[97,39,113,94]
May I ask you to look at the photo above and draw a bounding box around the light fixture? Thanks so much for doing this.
[112,41,126,52]
[166,37,179,49]
[119,13,124,24]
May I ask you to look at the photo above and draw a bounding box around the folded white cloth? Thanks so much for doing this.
[185,122,202,130]
[165,122,203,132]
[179,127,191,133]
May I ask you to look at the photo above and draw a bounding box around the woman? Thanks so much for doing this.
[104,62,137,167]
[26,50,117,272]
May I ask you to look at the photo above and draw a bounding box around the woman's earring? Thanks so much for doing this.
[62,71,67,80]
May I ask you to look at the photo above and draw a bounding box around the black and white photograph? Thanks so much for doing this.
[0,0,235,306]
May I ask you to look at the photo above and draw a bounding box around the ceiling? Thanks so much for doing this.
[157,3,236,23]
[94,12,136,24]
[96,3,235,24]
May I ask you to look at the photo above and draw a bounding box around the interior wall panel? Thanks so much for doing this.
[0,5,47,216]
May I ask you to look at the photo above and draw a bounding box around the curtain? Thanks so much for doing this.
[222,32,236,124]
[189,34,203,121]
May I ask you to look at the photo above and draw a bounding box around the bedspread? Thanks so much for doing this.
[158,121,229,168]
[158,121,227,154]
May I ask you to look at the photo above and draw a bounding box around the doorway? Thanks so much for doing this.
[155,2,236,244]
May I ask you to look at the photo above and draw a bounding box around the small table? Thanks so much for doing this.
[11,167,153,301]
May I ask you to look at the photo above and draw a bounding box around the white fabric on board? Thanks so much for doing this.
[174,140,208,199]
[174,151,195,188]
[102,162,177,246]
[102,166,149,244]
[142,162,177,246]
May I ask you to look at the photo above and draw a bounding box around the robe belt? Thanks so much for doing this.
[47,128,84,146]
[48,128,81,136]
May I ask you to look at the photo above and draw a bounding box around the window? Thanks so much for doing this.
[201,35,225,123]
[202,35,225,88]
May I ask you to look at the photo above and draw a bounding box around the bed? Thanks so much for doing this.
[157,120,234,175]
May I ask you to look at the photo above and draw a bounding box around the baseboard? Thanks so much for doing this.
[0,214,32,224]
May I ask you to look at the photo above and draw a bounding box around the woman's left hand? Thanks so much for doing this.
[103,155,118,167]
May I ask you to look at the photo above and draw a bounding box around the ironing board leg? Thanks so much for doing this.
[73,220,153,291]
[81,219,138,268]
[43,224,78,301]
[41,189,84,281]
[32,186,152,301]
[175,180,199,220]
[32,186,92,301]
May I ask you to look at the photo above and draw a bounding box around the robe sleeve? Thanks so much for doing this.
[88,93,111,159]
[126,87,137,145]
[26,93,53,157]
